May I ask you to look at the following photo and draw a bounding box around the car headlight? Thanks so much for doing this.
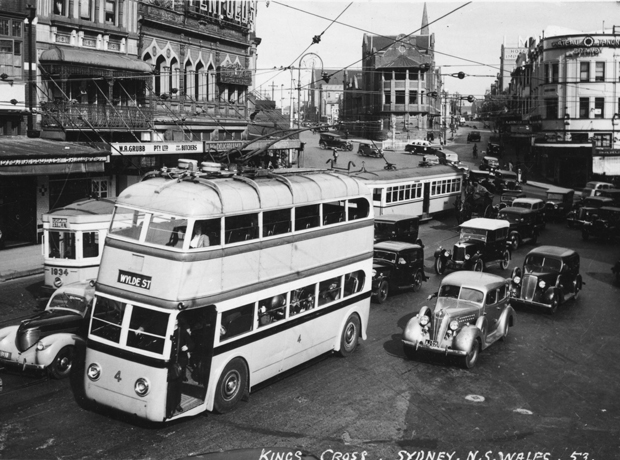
[449,320,459,331]
[465,254,471,260]
[372,269,376,277]
[539,280,546,288]
[513,276,521,284]
[419,315,430,326]
[134,378,150,397]
[444,250,450,257]
[36,341,49,351]
[87,363,101,381]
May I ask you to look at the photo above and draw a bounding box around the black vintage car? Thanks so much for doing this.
[318,133,353,151]
[500,190,527,208]
[372,241,426,303]
[510,246,583,314]
[434,218,511,274]
[511,197,546,231]
[596,188,620,207]
[581,206,620,241]
[566,196,613,228]
[479,156,500,172]
[493,170,521,193]
[374,214,421,245]
[497,207,539,250]
[357,141,383,158]
[544,186,575,222]
[467,131,481,142]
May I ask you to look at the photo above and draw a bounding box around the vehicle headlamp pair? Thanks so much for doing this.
[87,363,150,397]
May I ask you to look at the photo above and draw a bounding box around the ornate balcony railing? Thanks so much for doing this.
[41,103,152,130]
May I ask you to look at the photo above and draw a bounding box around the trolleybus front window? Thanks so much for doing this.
[109,207,146,241]
[127,306,169,354]
[90,296,126,343]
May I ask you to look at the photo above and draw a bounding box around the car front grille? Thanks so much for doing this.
[522,275,538,301]
[453,246,466,262]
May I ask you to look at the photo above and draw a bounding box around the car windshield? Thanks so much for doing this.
[374,250,397,264]
[459,227,487,242]
[524,254,562,273]
[547,193,564,201]
[439,285,484,304]
[498,212,525,223]
[47,293,90,314]
[375,223,395,237]
[512,201,532,210]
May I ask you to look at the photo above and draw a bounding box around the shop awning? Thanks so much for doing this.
[40,47,153,73]
[0,137,109,176]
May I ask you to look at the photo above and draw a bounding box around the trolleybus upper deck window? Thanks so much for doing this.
[263,208,291,237]
[347,197,370,220]
[109,207,147,241]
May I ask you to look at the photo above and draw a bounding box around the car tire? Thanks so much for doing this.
[338,314,360,357]
[574,280,581,300]
[347,144,353,151]
[500,321,510,341]
[548,296,559,315]
[412,270,423,292]
[213,358,248,414]
[319,142,326,149]
[434,257,445,275]
[49,346,75,379]
[461,339,480,369]
[501,250,510,270]
[473,259,485,272]
[376,280,389,304]
[511,235,520,251]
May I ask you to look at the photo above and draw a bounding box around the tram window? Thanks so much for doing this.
[319,276,341,306]
[398,186,405,201]
[344,270,365,297]
[295,204,320,230]
[190,218,220,248]
[323,201,346,225]
[347,197,370,220]
[263,208,291,236]
[145,214,189,247]
[225,213,258,244]
[90,296,125,343]
[220,303,254,340]
[109,207,146,240]
[48,230,76,259]
[257,293,287,327]
[83,231,99,258]
[404,185,411,200]
[290,283,316,316]
[127,306,169,354]
[372,188,382,204]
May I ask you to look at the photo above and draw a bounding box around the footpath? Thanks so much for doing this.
[0,244,44,282]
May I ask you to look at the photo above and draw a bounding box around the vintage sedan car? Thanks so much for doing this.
[467,131,481,142]
[444,151,460,166]
[374,214,421,245]
[596,188,620,207]
[566,196,613,228]
[318,133,353,151]
[544,185,575,222]
[497,207,539,250]
[581,206,620,241]
[434,218,511,274]
[404,139,443,153]
[419,154,440,166]
[511,197,546,231]
[0,280,94,378]
[580,181,614,199]
[510,246,583,314]
[372,241,426,303]
[479,155,500,172]
[402,271,515,368]
[357,141,383,158]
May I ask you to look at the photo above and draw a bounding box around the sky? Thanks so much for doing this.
[253,0,620,107]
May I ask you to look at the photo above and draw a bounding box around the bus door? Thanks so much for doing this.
[423,182,431,214]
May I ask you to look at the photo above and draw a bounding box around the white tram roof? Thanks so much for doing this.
[353,165,462,185]
[460,218,509,231]
[42,198,120,224]
[116,169,370,217]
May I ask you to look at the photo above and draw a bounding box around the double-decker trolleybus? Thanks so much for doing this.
[41,198,125,295]
[353,165,464,219]
[80,161,374,421]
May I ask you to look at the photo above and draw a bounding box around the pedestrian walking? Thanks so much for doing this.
[332,148,339,164]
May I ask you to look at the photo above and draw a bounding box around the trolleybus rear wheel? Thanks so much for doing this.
[214,358,248,414]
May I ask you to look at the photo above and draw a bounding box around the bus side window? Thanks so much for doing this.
[263,208,291,237]
[295,204,320,230]
[344,270,365,297]
[319,276,341,306]
[323,201,346,225]
[220,303,254,340]
[257,293,287,327]
[290,284,316,316]
[225,214,258,244]
[347,197,370,220]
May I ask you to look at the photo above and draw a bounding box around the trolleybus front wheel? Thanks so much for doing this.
[338,314,360,357]
[214,358,248,414]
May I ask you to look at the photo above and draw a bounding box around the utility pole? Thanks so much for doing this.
[270,82,276,101]
[26,3,36,137]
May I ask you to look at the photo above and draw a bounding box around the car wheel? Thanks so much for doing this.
[511,235,519,251]
[461,339,480,369]
[434,257,445,275]
[319,142,326,149]
[548,296,559,315]
[473,259,485,272]
[213,358,248,414]
[574,280,581,300]
[338,314,360,357]
[376,280,389,304]
[500,321,510,341]
[348,144,353,151]
[501,250,510,270]
[412,270,423,292]
[49,346,75,379]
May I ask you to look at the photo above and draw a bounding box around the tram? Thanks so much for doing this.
[79,161,374,421]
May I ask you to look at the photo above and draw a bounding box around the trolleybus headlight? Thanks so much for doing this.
[87,363,101,381]
[449,320,459,331]
[419,315,430,326]
[134,378,150,397]
[538,280,546,289]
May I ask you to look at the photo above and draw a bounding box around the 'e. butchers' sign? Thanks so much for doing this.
[118,270,152,290]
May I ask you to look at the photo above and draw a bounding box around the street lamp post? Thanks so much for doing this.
[297,53,324,129]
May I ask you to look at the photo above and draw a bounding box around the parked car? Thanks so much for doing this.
[487,142,501,156]
[402,271,515,368]
[595,188,620,206]
[544,186,575,222]
[434,218,511,274]
[566,196,613,228]
[511,197,546,231]
[479,156,500,172]
[374,214,421,245]
[357,141,383,158]
[497,207,539,250]
[500,190,527,207]
[581,206,620,241]
[467,131,481,142]
[0,280,94,378]
[444,151,460,166]
[494,170,521,192]
[419,154,440,166]
[581,181,614,198]
[404,139,443,153]
[509,246,583,314]
[372,241,426,303]
[318,133,353,151]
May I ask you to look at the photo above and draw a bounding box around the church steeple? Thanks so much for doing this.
[421,2,429,35]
